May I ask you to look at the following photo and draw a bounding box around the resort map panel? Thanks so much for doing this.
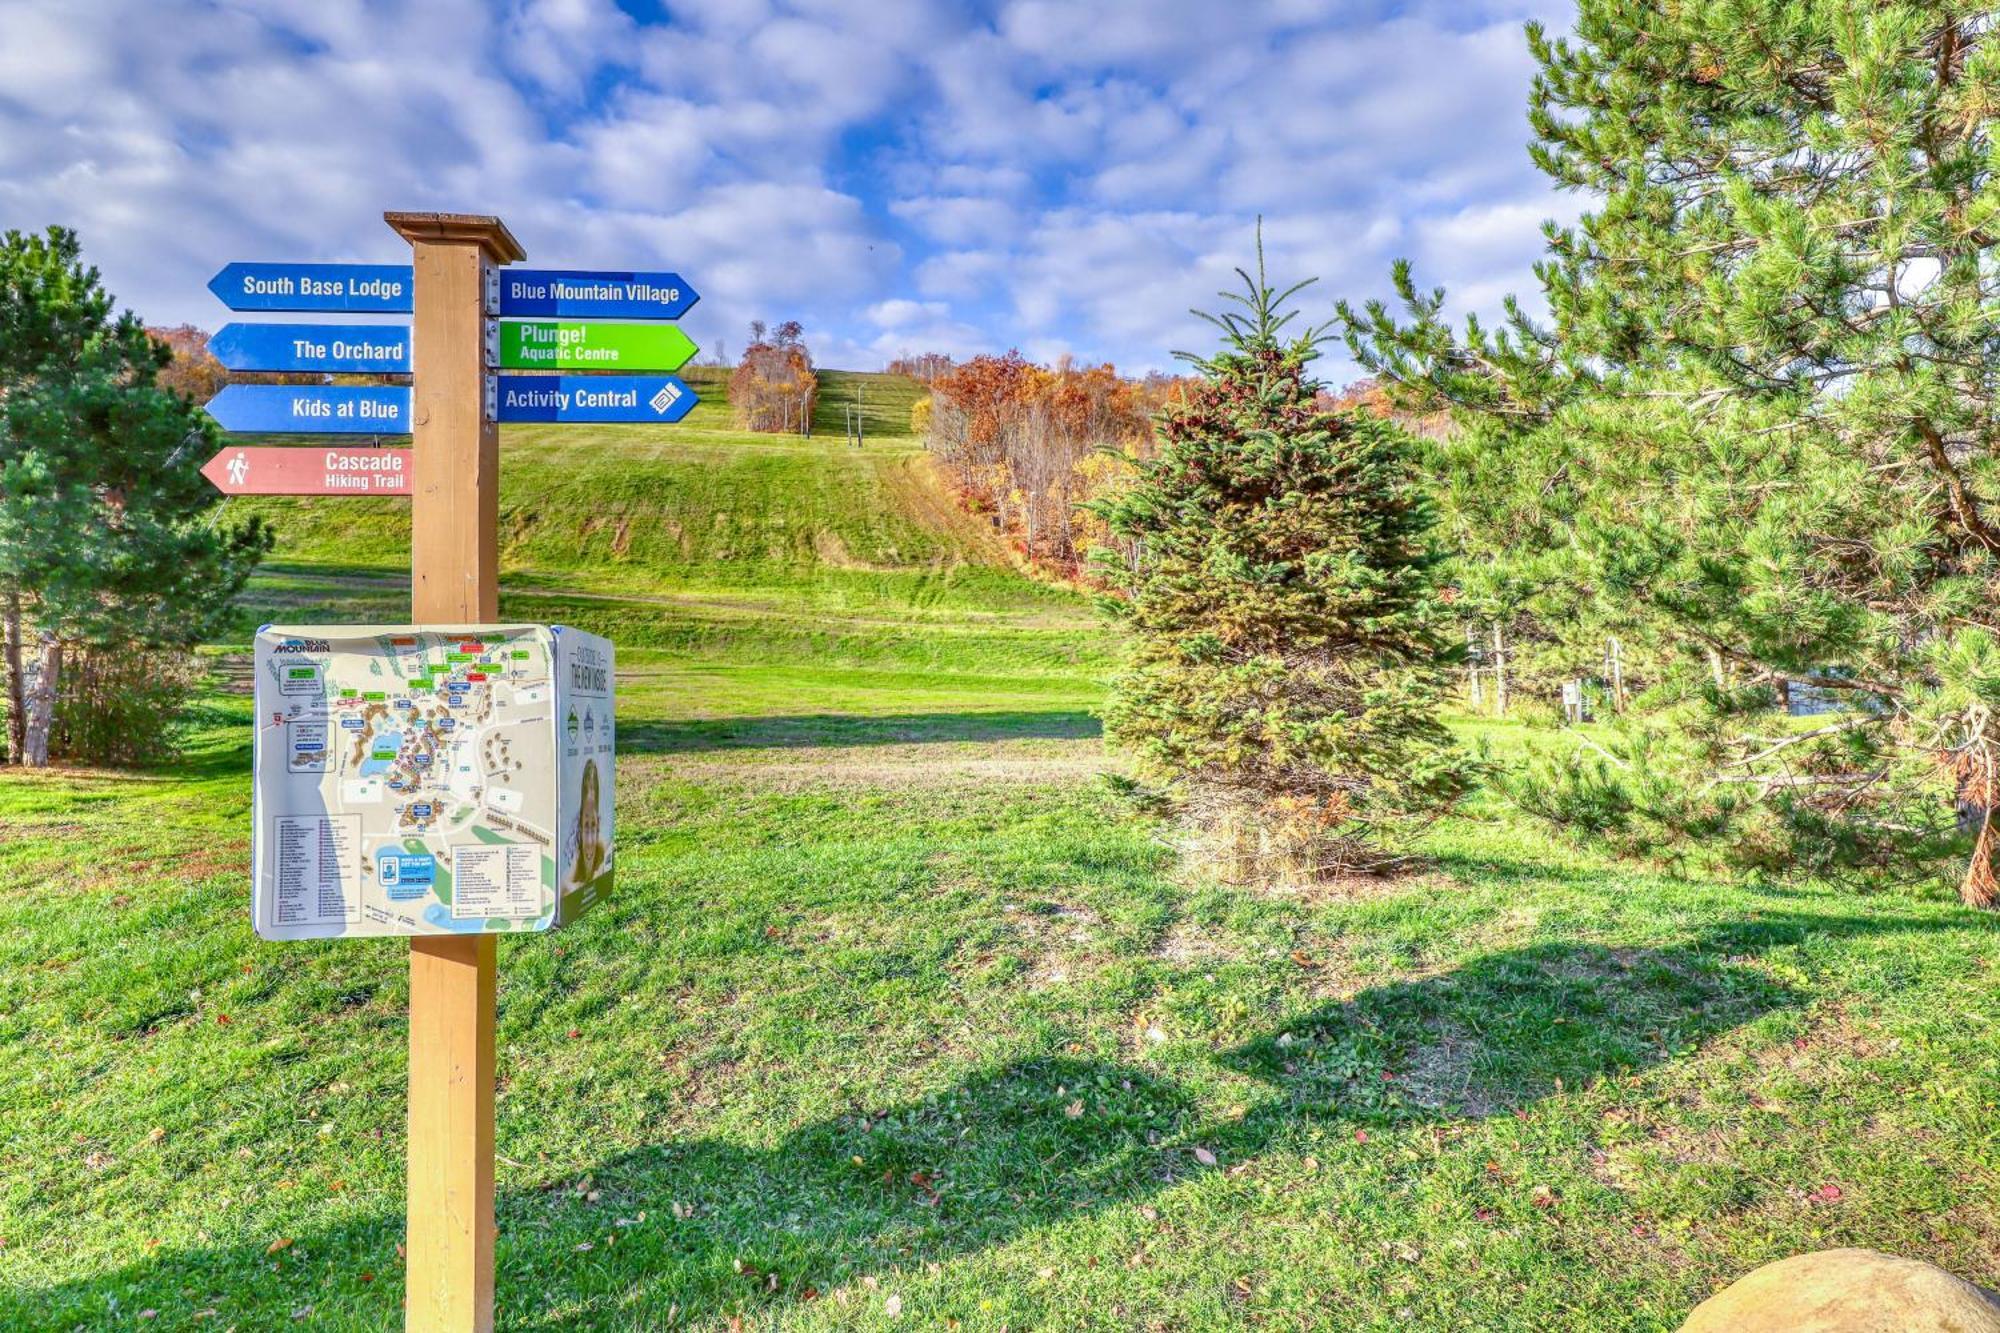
[251,623,614,939]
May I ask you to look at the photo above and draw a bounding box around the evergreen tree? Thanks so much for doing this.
[1093,244,1474,879]
[0,226,270,765]
[1344,4,2000,904]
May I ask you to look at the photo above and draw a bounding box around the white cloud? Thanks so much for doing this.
[498,0,640,96]
[0,3,118,117]
[855,304,994,364]
[889,195,1017,247]
[882,1,1565,373]
[913,250,1009,302]
[0,0,1571,377]
[867,298,947,328]
[1415,199,1556,273]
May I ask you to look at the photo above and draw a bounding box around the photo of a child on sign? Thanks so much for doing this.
[571,757,606,886]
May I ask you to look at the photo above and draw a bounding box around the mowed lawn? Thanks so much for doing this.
[4,384,1999,1330]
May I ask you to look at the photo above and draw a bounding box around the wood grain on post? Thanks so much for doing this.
[404,933,497,1331]
[389,212,522,626]
[385,211,525,1333]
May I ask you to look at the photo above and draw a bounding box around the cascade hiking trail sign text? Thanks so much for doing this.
[202,444,412,495]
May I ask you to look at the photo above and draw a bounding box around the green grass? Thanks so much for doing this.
[813,369,929,440]
[4,377,1998,1329]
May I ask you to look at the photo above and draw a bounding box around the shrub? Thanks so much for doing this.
[49,646,202,767]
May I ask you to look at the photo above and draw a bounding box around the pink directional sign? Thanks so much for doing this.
[201,445,413,496]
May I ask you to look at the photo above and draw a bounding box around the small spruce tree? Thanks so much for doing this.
[1091,244,1474,879]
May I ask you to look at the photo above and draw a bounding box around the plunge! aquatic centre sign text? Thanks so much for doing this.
[499,320,697,372]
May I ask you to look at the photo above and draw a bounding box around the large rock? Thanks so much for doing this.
[1681,1248,2000,1332]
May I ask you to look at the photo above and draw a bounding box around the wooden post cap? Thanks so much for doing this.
[383,212,526,264]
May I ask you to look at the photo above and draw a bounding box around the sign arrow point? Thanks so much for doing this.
[207,262,413,313]
[204,384,412,435]
[201,445,413,495]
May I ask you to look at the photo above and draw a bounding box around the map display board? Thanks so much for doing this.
[251,624,615,939]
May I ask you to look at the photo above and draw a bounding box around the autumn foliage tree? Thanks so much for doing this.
[921,353,1152,574]
[147,324,229,403]
[732,320,817,434]
[886,352,954,384]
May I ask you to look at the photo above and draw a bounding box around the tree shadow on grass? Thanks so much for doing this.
[1425,846,1723,897]
[620,710,1101,754]
[1227,930,1790,1125]
[4,910,1949,1329]
[249,561,406,585]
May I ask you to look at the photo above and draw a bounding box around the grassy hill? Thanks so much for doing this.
[812,368,930,440]
[3,370,1999,1329]
[236,369,1025,605]
[231,370,1099,728]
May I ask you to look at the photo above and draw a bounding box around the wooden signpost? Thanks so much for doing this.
[202,212,701,1329]
[385,211,524,1333]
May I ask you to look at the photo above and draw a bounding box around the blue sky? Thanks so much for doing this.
[0,0,1575,378]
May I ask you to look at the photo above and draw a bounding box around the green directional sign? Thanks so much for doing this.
[499,320,699,372]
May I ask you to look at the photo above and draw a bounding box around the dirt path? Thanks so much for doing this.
[635,737,1114,790]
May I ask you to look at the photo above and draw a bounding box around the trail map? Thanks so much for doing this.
[251,624,614,939]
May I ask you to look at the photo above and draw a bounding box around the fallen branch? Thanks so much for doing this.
[1563,730,1632,770]
[1729,715,1885,769]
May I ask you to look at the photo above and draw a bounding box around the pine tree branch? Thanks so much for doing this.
[1914,414,2000,553]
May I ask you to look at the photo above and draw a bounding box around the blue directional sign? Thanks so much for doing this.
[496,269,698,320]
[208,262,413,313]
[493,375,697,424]
[205,384,411,434]
[211,323,412,374]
